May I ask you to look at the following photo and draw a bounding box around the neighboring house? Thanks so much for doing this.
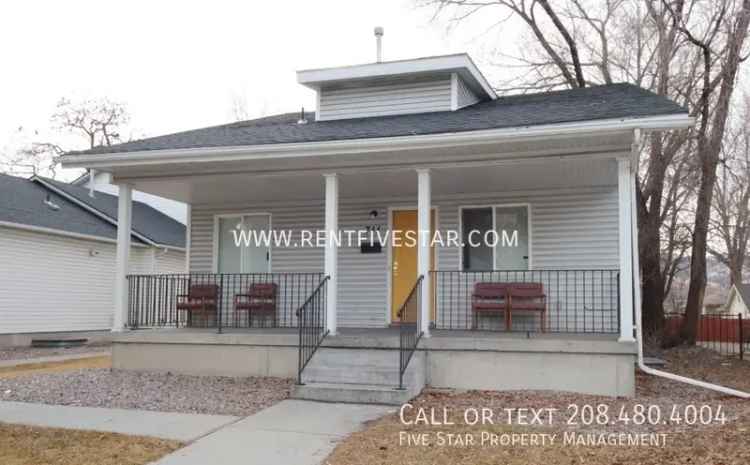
[72,170,188,224]
[0,173,185,343]
[725,283,750,317]
[61,51,692,402]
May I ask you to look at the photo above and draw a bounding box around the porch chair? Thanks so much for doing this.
[176,284,219,327]
[507,283,547,332]
[471,283,511,330]
[234,283,278,328]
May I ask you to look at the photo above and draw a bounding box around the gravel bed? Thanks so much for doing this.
[0,344,111,362]
[0,369,292,416]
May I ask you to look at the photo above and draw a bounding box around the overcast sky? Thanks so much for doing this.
[1,0,519,179]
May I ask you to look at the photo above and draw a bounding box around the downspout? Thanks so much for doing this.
[630,128,750,398]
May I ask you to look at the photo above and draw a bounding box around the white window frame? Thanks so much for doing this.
[458,203,533,271]
[212,212,272,273]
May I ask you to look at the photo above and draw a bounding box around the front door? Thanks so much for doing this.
[390,209,435,322]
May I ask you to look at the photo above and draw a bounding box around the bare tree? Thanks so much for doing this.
[1,97,130,179]
[51,97,129,149]
[666,0,750,343]
[709,96,750,285]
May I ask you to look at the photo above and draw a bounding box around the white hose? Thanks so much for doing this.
[630,129,750,399]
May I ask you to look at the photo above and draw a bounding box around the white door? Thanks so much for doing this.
[495,205,529,270]
[216,214,271,273]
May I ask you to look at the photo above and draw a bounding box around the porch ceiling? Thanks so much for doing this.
[127,156,618,205]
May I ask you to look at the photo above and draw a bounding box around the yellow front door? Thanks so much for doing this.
[391,209,435,322]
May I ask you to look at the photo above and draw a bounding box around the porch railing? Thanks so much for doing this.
[430,269,620,334]
[397,275,423,390]
[126,272,324,330]
[296,276,330,385]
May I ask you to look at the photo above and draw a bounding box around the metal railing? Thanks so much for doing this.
[397,275,423,390]
[665,313,750,359]
[126,272,324,330]
[296,276,330,385]
[429,269,620,333]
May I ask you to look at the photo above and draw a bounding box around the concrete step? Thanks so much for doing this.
[291,382,422,405]
[303,347,423,386]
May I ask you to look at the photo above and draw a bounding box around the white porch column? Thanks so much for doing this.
[617,158,635,342]
[417,168,431,337]
[324,173,339,335]
[113,183,133,332]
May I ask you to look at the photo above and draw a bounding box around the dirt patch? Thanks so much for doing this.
[0,422,181,465]
[0,356,111,379]
[326,346,750,465]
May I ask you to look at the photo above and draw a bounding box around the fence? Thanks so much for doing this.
[430,269,620,333]
[665,313,750,359]
[127,272,325,330]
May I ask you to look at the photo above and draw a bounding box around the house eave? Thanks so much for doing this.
[60,113,693,171]
[297,53,497,100]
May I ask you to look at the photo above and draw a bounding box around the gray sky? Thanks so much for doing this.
[1,0,518,179]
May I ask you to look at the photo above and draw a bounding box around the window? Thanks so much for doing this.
[215,214,271,273]
[461,208,493,271]
[461,205,530,271]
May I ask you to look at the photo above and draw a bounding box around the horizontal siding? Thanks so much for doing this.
[190,185,618,328]
[456,75,480,109]
[0,227,184,334]
[318,77,452,121]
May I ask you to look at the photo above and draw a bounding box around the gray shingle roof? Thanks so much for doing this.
[36,177,186,248]
[72,83,687,156]
[0,173,141,243]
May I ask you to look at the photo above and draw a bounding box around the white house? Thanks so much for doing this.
[0,173,185,345]
[725,283,750,317]
[60,50,692,402]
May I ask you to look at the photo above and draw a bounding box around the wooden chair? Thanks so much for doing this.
[176,284,219,327]
[471,283,510,330]
[507,283,547,332]
[234,283,278,327]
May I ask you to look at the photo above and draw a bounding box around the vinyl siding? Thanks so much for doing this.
[189,185,618,328]
[0,227,185,334]
[317,77,452,121]
[455,75,480,109]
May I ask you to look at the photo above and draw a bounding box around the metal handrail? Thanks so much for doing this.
[296,276,330,385]
[397,274,424,390]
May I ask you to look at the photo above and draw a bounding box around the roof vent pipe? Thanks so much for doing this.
[374,26,384,63]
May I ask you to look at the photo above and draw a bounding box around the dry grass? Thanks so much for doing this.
[0,356,111,379]
[326,346,750,465]
[0,423,182,465]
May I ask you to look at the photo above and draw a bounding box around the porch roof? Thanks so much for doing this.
[68,83,687,157]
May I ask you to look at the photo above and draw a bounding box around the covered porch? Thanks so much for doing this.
[67,126,644,398]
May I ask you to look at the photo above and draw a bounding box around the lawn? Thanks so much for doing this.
[0,423,181,465]
[326,346,750,465]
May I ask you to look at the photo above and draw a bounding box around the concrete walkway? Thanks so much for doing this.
[0,351,110,368]
[0,401,238,442]
[153,400,393,465]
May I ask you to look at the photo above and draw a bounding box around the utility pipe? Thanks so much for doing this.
[630,129,750,399]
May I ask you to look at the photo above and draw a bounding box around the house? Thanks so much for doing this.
[60,50,692,402]
[725,283,750,317]
[0,173,186,345]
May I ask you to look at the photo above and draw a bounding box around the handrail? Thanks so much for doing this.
[296,276,330,385]
[398,275,424,390]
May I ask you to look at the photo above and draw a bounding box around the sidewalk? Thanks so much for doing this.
[153,400,392,465]
[0,401,238,441]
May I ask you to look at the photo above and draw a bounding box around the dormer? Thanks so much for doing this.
[297,53,496,122]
